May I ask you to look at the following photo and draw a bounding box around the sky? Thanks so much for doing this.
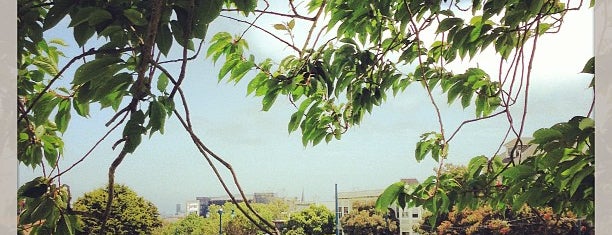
[18,3,594,215]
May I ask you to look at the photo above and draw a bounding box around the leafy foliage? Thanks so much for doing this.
[154,201,290,235]
[17,0,261,233]
[377,117,594,230]
[341,200,398,235]
[17,0,593,234]
[153,213,209,235]
[418,205,593,235]
[283,204,335,235]
[72,184,162,235]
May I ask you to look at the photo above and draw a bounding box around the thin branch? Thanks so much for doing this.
[100,150,129,233]
[168,0,194,99]
[220,15,301,53]
[300,0,327,56]
[221,8,316,21]
[100,0,165,233]
[404,0,447,208]
[50,111,129,182]
[18,47,135,123]
[515,17,542,140]
[151,62,193,128]
[446,110,508,143]
[173,110,279,234]
[157,39,205,65]
[239,0,270,40]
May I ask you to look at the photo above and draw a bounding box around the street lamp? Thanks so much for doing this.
[218,208,223,235]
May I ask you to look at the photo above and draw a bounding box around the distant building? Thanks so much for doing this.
[186,200,200,215]
[175,203,182,215]
[195,192,277,217]
[501,137,537,164]
[337,178,422,235]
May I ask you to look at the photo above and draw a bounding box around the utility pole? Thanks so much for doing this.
[335,184,340,235]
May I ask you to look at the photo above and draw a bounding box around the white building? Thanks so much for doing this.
[336,178,423,235]
[185,200,200,215]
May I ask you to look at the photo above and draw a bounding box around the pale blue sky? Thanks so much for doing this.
[19,6,593,215]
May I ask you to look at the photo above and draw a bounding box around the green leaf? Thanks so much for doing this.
[30,197,55,222]
[247,73,268,96]
[123,9,148,26]
[88,8,113,26]
[123,111,146,153]
[195,0,223,25]
[43,1,73,30]
[157,24,173,56]
[288,19,295,30]
[415,140,430,162]
[273,24,287,30]
[73,57,124,85]
[148,100,166,135]
[233,0,257,15]
[436,17,463,33]
[262,90,279,111]
[92,72,133,103]
[532,128,563,144]
[41,135,59,167]
[170,20,194,50]
[73,23,95,47]
[288,112,303,133]
[529,0,544,15]
[32,92,60,125]
[157,72,170,92]
[32,56,58,76]
[376,182,406,211]
[467,155,487,177]
[218,56,241,81]
[18,177,48,199]
[73,98,90,117]
[579,117,594,130]
[230,58,254,83]
[34,125,46,138]
[68,7,96,27]
[159,96,176,116]
[56,215,74,235]
[502,165,534,180]
[447,82,463,104]
[569,167,593,197]
[581,57,594,74]
[460,88,473,108]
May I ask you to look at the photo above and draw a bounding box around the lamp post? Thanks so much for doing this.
[218,208,223,235]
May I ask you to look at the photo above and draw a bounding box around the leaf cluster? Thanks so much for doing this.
[377,117,594,231]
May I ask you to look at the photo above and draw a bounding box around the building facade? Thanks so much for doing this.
[337,178,423,235]
[195,192,277,217]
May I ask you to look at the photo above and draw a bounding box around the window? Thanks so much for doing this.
[412,213,419,218]
[402,211,410,217]
[344,207,349,214]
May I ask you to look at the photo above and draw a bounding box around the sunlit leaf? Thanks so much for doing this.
[157,72,170,92]
[123,9,148,26]
[73,57,124,85]
[436,17,463,33]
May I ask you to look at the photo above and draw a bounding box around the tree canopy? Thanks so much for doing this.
[17,0,594,234]
[72,184,162,234]
[340,200,398,235]
[283,204,335,235]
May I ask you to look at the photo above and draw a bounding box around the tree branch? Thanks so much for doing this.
[300,0,327,56]
[220,15,301,53]
[18,47,134,123]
